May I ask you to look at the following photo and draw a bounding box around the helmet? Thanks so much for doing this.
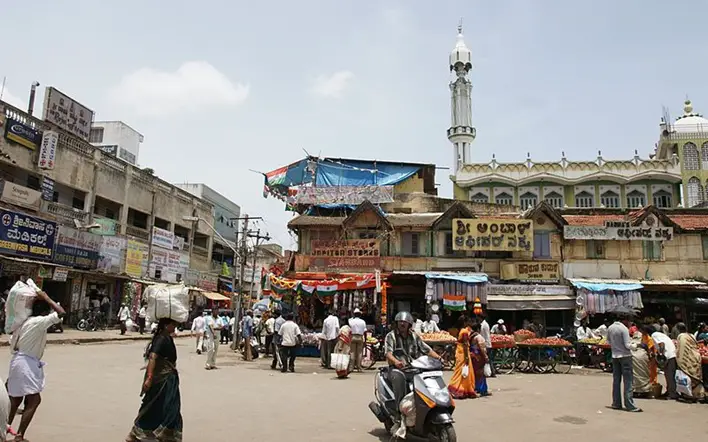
[394,311,414,326]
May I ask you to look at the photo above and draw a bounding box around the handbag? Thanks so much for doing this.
[483,363,492,377]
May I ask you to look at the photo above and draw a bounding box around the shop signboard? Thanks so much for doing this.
[40,176,55,201]
[125,239,149,278]
[97,235,126,274]
[311,239,380,257]
[514,261,560,283]
[52,267,68,282]
[453,219,533,252]
[0,209,56,260]
[151,226,174,250]
[3,117,40,150]
[0,182,42,211]
[487,284,573,296]
[149,249,189,283]
[310,256,381,270]
[93,216,117,236]
[42,87,94,141]
[198,273,218,292]
[563,222,673,241]
[53,226,101,269]
[37,130,58,170]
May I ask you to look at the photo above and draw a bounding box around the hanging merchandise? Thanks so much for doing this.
[573,287,643,315]
[473,297,483,316]
[381,284,388,326]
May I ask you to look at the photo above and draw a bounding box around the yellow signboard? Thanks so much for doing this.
[515,261,559,283]
[453,219,534,252]
[125,239,148,278]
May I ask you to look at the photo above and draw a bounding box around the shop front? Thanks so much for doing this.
[486,284,576,336]
[568,279,645,330]
[639,281,708,332]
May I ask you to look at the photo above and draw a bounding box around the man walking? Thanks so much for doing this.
[278,312,301,373]
[348,308,367,372]
[651,327,678,400]
[264,312,275,356]
[204,310,222,370]
[479,312,494,376]
[7,290,65,441]
[321,310,340,369]
[137,303,147,335]
[117,303,130,335]
[607,314,642,412]
[191,311,205,354]
[271,311,285,370]
[242,310,254,361]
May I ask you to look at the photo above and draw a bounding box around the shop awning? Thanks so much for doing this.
[486,295,577,311]
[568,279,643,292]
[202,292,231,301]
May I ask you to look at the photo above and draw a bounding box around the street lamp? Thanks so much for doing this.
[182,215,241,348]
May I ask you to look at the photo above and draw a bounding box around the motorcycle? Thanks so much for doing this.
[369,354,456,441]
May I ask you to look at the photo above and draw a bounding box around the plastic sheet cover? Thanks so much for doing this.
[315,159,420,187]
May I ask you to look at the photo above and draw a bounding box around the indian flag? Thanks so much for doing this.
[316,283,338,296]
[443,294,466,311]
[265,165,288,186]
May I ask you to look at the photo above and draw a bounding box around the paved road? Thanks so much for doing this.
[0,339,704,441]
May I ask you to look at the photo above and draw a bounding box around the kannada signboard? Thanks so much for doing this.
[564,222,673,241]
[97,235,126,274]
[3,117,40,150]
[149,249,189,283]
[198,273,218,292]
[42,87,94,141]
[0,209,56,260]
[125,239,149,278]
[311,239,380,257]
[514,261,560,283]
[0,182,42,211]
[311,256,381,269]
[53,226,101,269]
[293,185,395,205]
[151,226,174,250]
[38,131,58,170]
[453,219,534,252]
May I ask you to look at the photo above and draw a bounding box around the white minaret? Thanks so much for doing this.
[448,23,475,173]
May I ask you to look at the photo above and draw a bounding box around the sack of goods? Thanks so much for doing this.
[5,279,42,334]
[144,283,189,324]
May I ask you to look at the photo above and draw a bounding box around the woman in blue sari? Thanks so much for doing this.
[470,322,491,397]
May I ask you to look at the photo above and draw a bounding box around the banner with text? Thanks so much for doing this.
[98,236,126,274]
[564,221,673,241]
[149,249,190,283]
[311,239,380,257]
[53,226,101,269]
[152,226,175,250]
[125,239,149,278]
[453,219,534,252]
[0,209,56,260]
[514,261,560,283]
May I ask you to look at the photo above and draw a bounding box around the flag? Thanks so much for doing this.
[443,294,466,311]
[266,165,288,186]
[316,283,338,296]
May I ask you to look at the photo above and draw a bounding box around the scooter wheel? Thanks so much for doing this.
[431,424,456,442]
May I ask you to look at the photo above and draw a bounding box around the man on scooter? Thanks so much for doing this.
[384,311,441,406]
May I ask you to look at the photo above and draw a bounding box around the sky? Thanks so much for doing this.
[2,0,708,249]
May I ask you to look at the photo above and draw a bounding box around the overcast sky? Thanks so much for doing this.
[2,0,707,248]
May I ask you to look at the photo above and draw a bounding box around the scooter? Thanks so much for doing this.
[369,354,456,441]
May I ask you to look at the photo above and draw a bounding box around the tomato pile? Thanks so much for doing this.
[514,330,536,338]
[491,334,515,348]
[519,337,573,347]
[421,331,457,343]
[699,343,708,358]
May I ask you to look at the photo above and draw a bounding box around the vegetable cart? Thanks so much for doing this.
[514,342,574,374]
[422,338,457,371]
[491,342,517,375]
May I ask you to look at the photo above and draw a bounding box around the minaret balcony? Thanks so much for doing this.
[447,126,476,138]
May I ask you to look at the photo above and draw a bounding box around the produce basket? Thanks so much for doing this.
[491,335,516,349]
[421,331,457,345]
[513,330,536,343]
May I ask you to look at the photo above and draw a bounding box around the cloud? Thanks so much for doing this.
[108,61,249,117]
[310,71,354,99]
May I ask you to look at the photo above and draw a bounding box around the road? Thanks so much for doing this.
[0,339,704,441]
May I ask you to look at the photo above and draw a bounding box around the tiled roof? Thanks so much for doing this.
[287,216,344,228]
[667,215,708,231]
[562,214,626,226]
[386,213,443,227]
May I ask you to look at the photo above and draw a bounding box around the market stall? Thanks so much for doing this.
[569,279,644,325]
[577,337,612,371]
[420,331,457,370]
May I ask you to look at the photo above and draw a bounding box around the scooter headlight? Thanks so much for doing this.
[432,388,451,404]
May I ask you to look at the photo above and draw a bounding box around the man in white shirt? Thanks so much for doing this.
[137,304,147,335]
[491,319,507,335]
[264,313,276,356]
[321,311,340,369]
[117,303,130,335]
[479,312,494,376]
[348,309,367,372]
[271,311,286,370]
[278,313,302,373]
[576,322,596,341]
[412,313,424,334]
[651,328,678,400]
[204,310,222,370]
[594,319,610,339]
[421,315,440,334]
[191,312,206,354]
[7,290,65,441]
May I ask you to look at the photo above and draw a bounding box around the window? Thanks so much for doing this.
[653,190,672,208]
[702,235,708,260]
[683,142,699,170]
[402,232,420,256]
[642,241,662,261]
[495,192,513,206]
[358,231,377,239]
[51,191,59,203]
[575,191,594,208]
[470,192,489,204]
[586,240,605,259]
[519,192,537,210]
[544,191,563,208]
[105,207,116,219]
[626,190,646,208]
[26,174,40,191]
[89,127,104,143]
[702,142,708,170]
[600,191,620,208]
[445,232,454,255]
[72,197,84,210]
[533,232,551,259]
[687,177,704,207]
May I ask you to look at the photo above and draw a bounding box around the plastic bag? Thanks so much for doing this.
[5,279,41,334]
[462,364,469,378]
[675,369,692,397]
[144,283,189,324]
[483,363,492,377]
[399,392,416,428]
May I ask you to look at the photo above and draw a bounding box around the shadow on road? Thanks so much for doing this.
[368,428,394,442]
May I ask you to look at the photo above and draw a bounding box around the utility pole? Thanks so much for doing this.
[231,214,262,350]
[248,229,271,301]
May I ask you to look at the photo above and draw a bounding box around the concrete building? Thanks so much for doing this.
[90,121,144,166]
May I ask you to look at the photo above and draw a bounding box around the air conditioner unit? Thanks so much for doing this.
[500,263,517,280]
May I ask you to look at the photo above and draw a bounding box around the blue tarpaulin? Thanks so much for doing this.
[570,281,643,292]
[425,273,489,284]
[315,159,420,187]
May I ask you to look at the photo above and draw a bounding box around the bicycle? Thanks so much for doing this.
[362,335,385,370]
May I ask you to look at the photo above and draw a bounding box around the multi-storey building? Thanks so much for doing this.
[90,121,144,166]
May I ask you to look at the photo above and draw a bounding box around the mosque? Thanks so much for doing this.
[448,26,708,210]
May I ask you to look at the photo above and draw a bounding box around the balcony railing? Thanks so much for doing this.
[126,225,150,241]
[193,245,209,258]
[41,201,89,225]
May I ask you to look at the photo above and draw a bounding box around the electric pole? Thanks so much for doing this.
[248,229,272,301]
[231,214,262,349]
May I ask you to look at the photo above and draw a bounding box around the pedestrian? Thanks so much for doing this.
[412,312,424,334]
[478,311,494,377]
[100,293,110,317]
[271,311,286,370]
[607,313,642,412]
[137,304,147,335]
[469,322,491,397]
[651,327,678,400]
[658,318,670,336]
[675,322,706,401]
[190,311,205,354]
[204,310,222,370]
[321,310,340,369]
[6,290,65,441]
[118,303,130,335]
[278,312,302,373]
[0,377,10,441]
[219,312,229,345]
[448,315,476,399]
[333,316,353,378]
[126,318,182,442]
[348,309,367,372]
[264,312,275,356]
[422,314,440,334]
[253,313,263,347]
[242,310,254,361]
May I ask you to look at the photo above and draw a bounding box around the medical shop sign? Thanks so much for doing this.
[0,209,56,260]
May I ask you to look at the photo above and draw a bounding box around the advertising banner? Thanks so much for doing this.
[53,226,101,269]
[514,261,560,283]
[563,223,673,241]
[151,226,174,250]
[93,216,117,236]
[38,131,58,170]
[0,209,56,259]
[311,239,380,257]
[97,235,126,274]
[3,117,40,150]
[0,182,42,211]
[125,239,149,278]
[149,249,190,283]
[453,219,534,252]
[42,87,94,140]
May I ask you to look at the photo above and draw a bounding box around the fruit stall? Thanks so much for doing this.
[577,337,612,372]
[490,335,517,375]
[487,330,574,375]
[421,331,457,370]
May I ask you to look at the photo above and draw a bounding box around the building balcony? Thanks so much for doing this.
[125,225,150,241]
[41,200,89,225]
[192,245,209,258]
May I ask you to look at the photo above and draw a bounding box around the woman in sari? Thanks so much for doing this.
[448,316,476,399]
[676,323,706,401]
[631,332,652,398]
[127,318,183,442]
[333,317,352,379]
[640,326,658,387]
[470,322,491,397]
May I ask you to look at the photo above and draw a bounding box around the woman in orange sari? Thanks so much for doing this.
[641,326,658,386]
[448,316,476,399]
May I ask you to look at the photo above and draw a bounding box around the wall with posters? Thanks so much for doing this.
[0,209,56,260]
[97,236,126,274]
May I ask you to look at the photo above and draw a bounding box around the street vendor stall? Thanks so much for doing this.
[420,331,457,370]
[577,337,612,371]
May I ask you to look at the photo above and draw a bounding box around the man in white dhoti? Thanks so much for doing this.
[7,290,64,441]
[204,309,222,370]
